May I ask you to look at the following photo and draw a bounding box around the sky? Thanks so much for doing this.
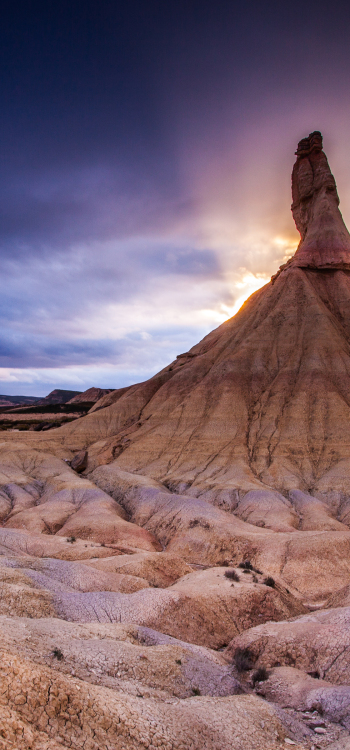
[2,0,350,396]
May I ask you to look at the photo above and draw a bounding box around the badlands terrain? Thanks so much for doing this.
[1,131,350,749]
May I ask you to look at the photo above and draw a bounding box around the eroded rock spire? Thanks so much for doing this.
[291,131,350,268]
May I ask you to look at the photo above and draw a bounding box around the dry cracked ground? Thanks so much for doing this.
[1,131,350,748]
[0,443,349,750]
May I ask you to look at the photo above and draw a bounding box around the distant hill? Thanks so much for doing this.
[67,387,114,404]
[36,389,82,405]
[0,395,41,407]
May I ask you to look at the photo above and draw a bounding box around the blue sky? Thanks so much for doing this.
[1,0,350,395]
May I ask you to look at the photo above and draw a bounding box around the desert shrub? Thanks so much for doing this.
[192,687,201,695]
[52,648,63,660]
[233,647,255,672]
[252,667,269,685]
[264,576,275,587]
[175,659,182,665]
[189,518,211,529]
[66,536,76,543]
[238,560,262,574]
[242,569,251,574]
[224,569,240,581]
[238,560,253,570]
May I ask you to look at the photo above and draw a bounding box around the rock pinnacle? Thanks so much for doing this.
[291,130,350,269]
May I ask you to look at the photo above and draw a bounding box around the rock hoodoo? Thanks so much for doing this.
[291,131,350,269]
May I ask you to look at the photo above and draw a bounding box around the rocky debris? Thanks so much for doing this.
[70,449,88,472]
[226,606,350,684]
[255,666,350,731]
[326,739,350,749]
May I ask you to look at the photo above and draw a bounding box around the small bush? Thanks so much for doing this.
[238,560,253,570]
[264,576,275,588]
[242,569,251,574]
[175,659,182,665]
[52,648,63,661]
[224,569,240,581]
[66,536,76,543]
[192,687,201,695]
[238,560,263,574]
[252,667,269,685]
[233,647,254,672]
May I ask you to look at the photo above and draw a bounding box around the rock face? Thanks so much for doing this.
[291,131,350,269]
[1,133,350,749]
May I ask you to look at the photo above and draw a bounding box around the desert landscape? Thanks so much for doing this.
[0,132,350,749]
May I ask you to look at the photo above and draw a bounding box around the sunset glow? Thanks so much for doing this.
[1,3,350,395]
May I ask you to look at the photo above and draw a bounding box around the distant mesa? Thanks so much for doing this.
[36,387,114,406]
[0,394,41,407]
[67,387,114,404]
[36,389,83,406]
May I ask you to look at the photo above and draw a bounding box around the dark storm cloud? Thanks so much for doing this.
[0,331,130,368]
[0,324,211,370]
[1,1,350,393]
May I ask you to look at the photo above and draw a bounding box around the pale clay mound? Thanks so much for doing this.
[1,132,350,748]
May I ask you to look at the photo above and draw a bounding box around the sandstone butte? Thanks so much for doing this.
[0,132,350,750]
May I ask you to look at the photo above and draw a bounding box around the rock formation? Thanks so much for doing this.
[291,131,350,269]
[1,133,350,749]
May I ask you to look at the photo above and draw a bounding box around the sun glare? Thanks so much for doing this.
[221,272,269,320]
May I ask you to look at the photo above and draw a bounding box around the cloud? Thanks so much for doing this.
[2,1,350,397]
